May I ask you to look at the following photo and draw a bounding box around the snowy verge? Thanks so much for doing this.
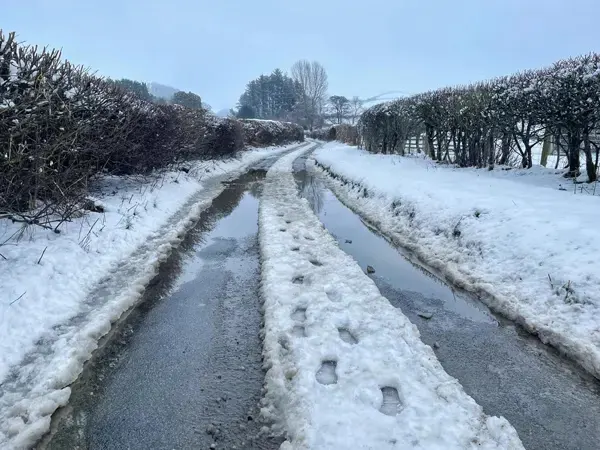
[312,142,600,380]
[258,145,523,449]
[0,142,308,449]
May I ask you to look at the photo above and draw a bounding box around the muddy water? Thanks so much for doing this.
[294,155,600,450]
[39,160,283,450]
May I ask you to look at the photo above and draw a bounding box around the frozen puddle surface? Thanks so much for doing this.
[295,153,600,450]
[259,145,524,450]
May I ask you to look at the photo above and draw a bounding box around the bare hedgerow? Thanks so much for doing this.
[308,124,357,145]
[0,29,303,233]
[358,54,600,179]
[240,119,304,147]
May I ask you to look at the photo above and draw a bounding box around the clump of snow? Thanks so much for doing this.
[0,143,306,449]
[259,144,523,449]
[313,142,600,380]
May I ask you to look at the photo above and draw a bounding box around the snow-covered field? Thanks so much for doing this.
[0,142,306,449]
[313,142,600,381]
[258,145,523,449]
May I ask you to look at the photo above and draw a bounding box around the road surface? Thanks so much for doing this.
[40,150,600,450]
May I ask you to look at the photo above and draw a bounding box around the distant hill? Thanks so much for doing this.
[148,82,179,100]
[216,108,231,118]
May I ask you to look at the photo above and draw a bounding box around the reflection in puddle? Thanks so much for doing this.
[296,169,325,214]
[293,159,495,324]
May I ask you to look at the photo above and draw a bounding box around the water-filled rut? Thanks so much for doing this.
[294,153,600,450]
[39,157,284,450]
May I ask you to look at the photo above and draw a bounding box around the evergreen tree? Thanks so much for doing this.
[172,91,203,109]
[112,78,152,101]
[237,105,256,119]
[237,69,299,120]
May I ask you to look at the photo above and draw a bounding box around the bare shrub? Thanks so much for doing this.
[0,29,304,231]
[240,119,304,147]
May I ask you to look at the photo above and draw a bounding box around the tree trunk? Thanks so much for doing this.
[595,143,600,180]
[426,126,436,160]
[566,130,581,177]
[540,133,551,167]
[423,133,431,157]
[554,132,561,169]
[399,138,406,156]
[487,132,495,168]
[435,129,443,161]
[525,144,533,169]
[583,131,597,182]
[499,132,511,165]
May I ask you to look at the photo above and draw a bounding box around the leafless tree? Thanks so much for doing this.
[350,96,363,125]
[291,60,328,130]
[329,95,350,124]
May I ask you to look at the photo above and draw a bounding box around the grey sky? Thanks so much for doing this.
[3,0,598,111]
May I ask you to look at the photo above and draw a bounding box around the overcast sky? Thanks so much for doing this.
[3,0,598,111]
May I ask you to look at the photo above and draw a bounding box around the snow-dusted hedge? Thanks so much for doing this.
[240,119,304,147]
[359,54,600,180]
[308,127,335,141]
[0,30,301,228]
[309,124,358,145]
[333,124,359,145]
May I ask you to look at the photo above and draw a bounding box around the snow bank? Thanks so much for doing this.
[259,145,523,449]
[313,142,600,380]
[0,143,306,449]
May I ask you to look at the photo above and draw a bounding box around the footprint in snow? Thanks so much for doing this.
[325,289,342,302]
[292,325,306,337]
[379,387,402,416]
[291,307,307,321]
[291,307,307,337]
[338,328,358,345]
[316,361,338,385]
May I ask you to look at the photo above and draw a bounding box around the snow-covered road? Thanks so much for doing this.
[0,143,307,449]
[9,141,600,449]
[259,145,523,449]
[42,162,284,450]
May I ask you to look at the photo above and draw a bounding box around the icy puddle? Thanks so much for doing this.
[39,163,284,450]
[293,154,600,450]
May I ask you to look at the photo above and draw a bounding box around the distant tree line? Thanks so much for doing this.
[236,69,300,120]
[325,95,364,125]
[112,78,204,110]
[359,54,600,181]
[234,60,334,130]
